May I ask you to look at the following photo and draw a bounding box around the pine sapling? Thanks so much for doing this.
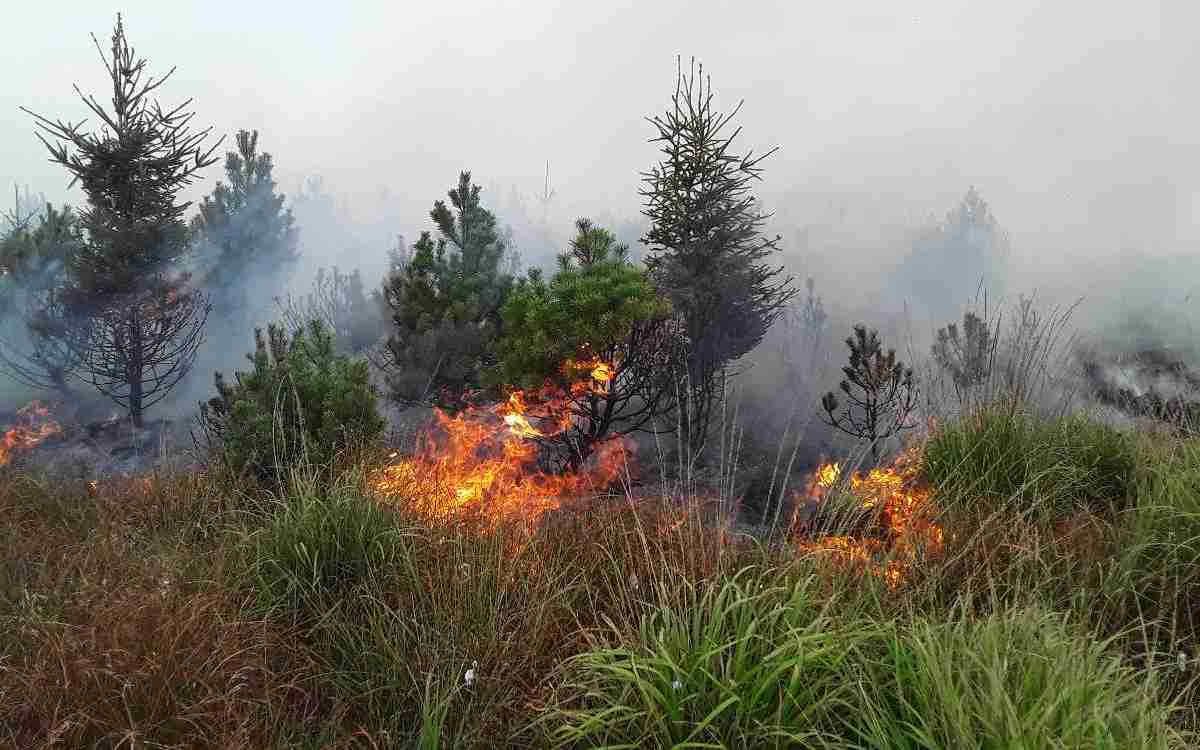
[821,325,918,462]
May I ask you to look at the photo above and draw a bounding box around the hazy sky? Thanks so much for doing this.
[3,0,1197,278]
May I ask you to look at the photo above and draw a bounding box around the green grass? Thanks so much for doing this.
[238,477,413,621]
[922,407,1136,518]
[546,567,871,748]
[856,606,1180,750]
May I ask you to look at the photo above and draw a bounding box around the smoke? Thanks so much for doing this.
[2,3,1197,459]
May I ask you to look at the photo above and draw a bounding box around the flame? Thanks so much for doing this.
[0,401,62,467]
[792,450,943,588]
[565,356,616,399]
[373,365,630,526]
[589,361,613,384]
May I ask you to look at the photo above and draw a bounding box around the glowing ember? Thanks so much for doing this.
[0,401,62,467]
[373,367,631,525]
[792,450,943,588]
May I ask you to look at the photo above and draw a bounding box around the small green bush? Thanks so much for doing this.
[856,606,1182,750]
[923,408,1136,517]
[199,319,387,483]
[244,488,408,619]
[547,569,868,748]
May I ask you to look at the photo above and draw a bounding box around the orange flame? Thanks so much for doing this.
[792,450,943,588]
[373,365,630,526]
[0,401,62,467]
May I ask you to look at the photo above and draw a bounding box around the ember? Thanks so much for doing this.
[373,364,631,525]
[0,401,63,467]
[792,450,944,588]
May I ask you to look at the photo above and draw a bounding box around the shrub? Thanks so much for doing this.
[922,408,1136,517]
[855,606,1182,750]
[932,309,997,405]
[198,319,387,483]
[546,569,868,748]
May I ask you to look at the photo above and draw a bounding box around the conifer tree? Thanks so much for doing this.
[906,186,1011,323]
[382,171,514,409]
[641,57,796,458]
[821,326,918,461]
[23,15,219,426]
[190,129,298,310]
[497,218,678,469]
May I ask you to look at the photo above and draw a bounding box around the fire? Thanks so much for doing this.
[0,401,62,467]
[373,365,630,526]
[792,450,943,588]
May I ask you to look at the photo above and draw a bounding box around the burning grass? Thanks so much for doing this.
[0,400,61,467]
[791,449,946,589]
[372,368,632,527]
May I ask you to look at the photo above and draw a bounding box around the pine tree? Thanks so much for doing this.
[640,57,796,458]
[382,171,514,409]
[821,326,918,461]
[23,15,219,426]
[497,218,678,469]
[190,129,299,310]
[906,186,1011,323]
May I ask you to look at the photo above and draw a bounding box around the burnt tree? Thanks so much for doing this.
[23,15,219,426]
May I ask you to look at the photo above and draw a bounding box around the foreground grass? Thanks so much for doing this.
[1,411,1198,747]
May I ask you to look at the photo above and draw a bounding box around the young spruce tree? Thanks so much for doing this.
[641,57,796,458]
[23,15,219,426]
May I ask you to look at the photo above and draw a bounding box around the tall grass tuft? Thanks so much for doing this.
[855,605,1185,749]
[922,407,1136,518]
[1097,437,1200,726]
[239,475,412,620]
[545,567,870,748]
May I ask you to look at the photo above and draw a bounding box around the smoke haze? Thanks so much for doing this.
[2,0,1197,422]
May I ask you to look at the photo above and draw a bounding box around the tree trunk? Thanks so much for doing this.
[128,306,144,428]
